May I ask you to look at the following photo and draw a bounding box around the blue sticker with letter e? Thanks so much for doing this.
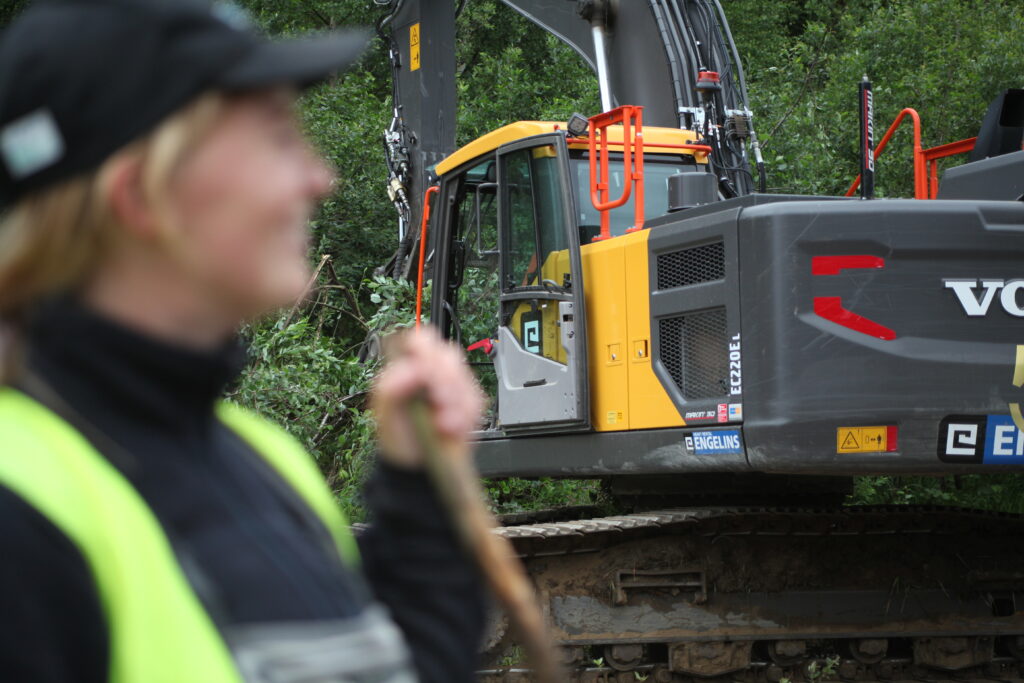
[938,415,1024,464]
[685,430,743,455]
[984,415,1024,463]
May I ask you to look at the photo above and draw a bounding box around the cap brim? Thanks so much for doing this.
[217,29,371,90]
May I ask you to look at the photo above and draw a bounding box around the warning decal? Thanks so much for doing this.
[409,23,421,71]
[836,426,890,453]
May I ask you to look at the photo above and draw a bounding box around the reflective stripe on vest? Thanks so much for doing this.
[0,387,359,683]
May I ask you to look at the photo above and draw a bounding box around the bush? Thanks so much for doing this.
[230,313,378,521]
[729,0,1024,197]
[850,475,1024,514]
[487,478,606,515]
[227,273,421,521]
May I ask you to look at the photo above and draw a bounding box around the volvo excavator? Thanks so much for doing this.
[372,0,1024,680]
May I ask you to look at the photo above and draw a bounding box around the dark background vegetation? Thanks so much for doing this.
[4,0,1024,518]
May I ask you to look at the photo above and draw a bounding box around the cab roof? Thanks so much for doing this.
[434,121,707,176]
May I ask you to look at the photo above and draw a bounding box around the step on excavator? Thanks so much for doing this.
[373,0,1024,679]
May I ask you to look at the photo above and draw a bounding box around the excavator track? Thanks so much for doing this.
[478,506,1024,682]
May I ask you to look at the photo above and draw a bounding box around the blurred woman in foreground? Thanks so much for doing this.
[0,0,485,681]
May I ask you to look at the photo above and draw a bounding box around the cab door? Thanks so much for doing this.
[494,134,589,431]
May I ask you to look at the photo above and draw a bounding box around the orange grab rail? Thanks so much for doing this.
[846,107,977,200]
[589,105,645,241]
[414,185,439,330]
[569,137,712,155]
[846,108,925,199]
[922,137,976,199]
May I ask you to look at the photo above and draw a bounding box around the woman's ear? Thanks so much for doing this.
[101,153,162,239]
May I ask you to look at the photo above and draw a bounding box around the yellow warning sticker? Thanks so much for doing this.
[836,426,888,453]
[409,23,421,71]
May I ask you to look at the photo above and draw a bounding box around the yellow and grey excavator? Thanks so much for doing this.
[374,0,1024,679]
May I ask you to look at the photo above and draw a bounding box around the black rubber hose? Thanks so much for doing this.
[671,0,706,73]
[648,0,689,124]
[663,0,701,97]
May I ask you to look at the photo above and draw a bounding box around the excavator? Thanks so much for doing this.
[373,0,1024,680]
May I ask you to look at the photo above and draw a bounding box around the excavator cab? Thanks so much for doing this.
[428,121,710,435]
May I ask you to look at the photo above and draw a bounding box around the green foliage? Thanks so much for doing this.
[455,4,599,144]
[729,0,1024,196]
[230,314,379,521]
[849,474,1024,514]
[0,0,28,28]
[807,654,840,681]
[486,477,604,515]
[228,273,424,522]
[497,645,525,668]
[365,274,420,331]
[303,73,395,284]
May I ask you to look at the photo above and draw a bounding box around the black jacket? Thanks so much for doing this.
[0,299,485,682]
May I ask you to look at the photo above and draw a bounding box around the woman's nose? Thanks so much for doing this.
[307,151,335,200]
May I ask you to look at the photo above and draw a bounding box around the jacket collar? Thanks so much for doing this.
[22,296,248,434]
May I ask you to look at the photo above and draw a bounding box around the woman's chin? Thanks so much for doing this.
[269,270,312,312]
[224,279,306,322]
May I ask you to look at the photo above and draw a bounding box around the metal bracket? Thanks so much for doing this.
[679,106,705,131]
[612,568,707,606]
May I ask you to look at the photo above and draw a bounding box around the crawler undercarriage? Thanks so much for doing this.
[480,506,1024,682]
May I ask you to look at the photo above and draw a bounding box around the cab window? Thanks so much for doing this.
[572,153,699,241]
[503,145,569,292]
[439,157,501,422]
[500,143,573,364]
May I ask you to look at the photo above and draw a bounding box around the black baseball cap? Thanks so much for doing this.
[0,0,369,208]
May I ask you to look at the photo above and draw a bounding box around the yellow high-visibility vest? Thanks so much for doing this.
[0,388,359,683]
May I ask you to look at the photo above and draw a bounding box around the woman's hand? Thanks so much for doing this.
[370,329,485,468]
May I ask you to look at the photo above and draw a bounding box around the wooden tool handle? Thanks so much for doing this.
[408,396,562,683]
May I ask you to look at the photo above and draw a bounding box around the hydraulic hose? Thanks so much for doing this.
[649,0,694,120]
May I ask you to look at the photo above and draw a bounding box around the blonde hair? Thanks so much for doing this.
[0,91,226,321]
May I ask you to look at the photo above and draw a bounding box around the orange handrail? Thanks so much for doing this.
[846,108,926,199]
[922,137,976,199]
[845,107,977,200]
[414,185,439,330]
[589,105,645,240]
[569,137,712,156]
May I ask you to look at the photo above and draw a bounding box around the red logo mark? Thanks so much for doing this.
[811,255,896,340]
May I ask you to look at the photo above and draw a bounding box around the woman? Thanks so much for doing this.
[0,0,486,681]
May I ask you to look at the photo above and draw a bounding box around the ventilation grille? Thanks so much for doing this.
[656,242,725,290]
[658,308,729,400]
